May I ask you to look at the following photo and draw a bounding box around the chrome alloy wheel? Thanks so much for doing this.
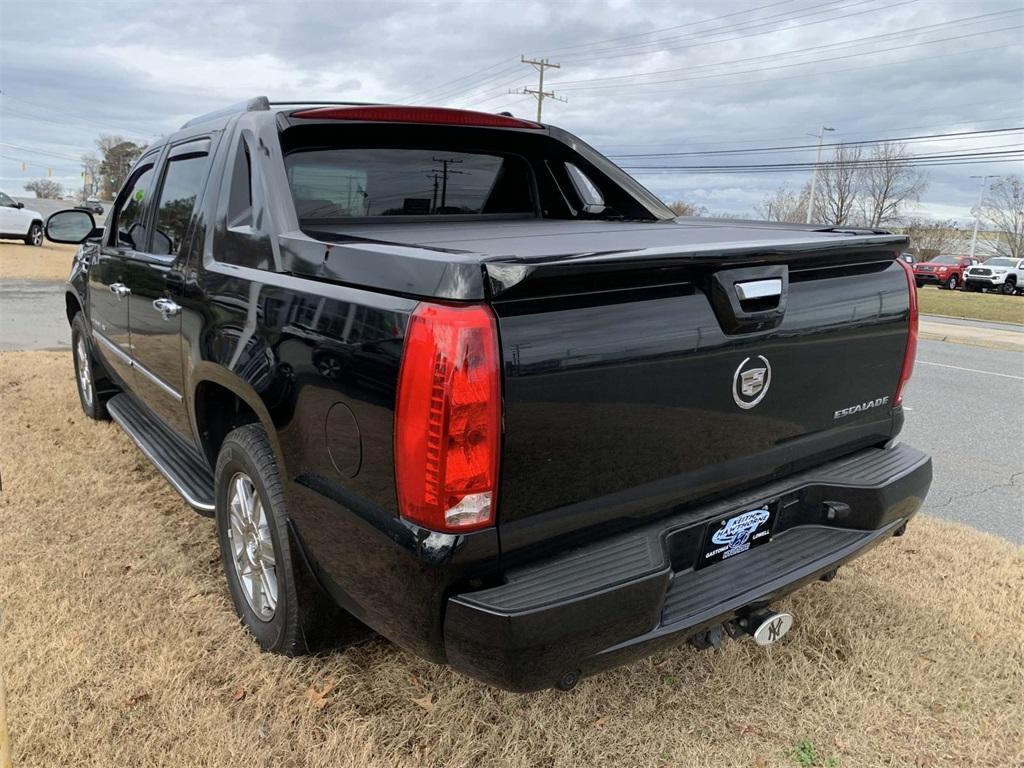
[227,472,278,620]
[75,336,94,408]
[30,226,43,246]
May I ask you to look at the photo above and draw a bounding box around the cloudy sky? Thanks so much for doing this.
[1,0,1021,221]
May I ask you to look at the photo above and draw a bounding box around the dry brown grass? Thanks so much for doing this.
[1,351,1022,768]
[0,241,76,282]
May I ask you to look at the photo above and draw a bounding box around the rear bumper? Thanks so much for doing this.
[444,442,931,691]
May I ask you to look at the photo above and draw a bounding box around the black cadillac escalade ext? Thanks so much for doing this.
[45,98,932,692]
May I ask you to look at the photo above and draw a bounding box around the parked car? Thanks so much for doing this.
[44,98,932,692]
[0,190,44,246]
[963,257,1023,294]
[76,200,104,215]
[912,254,978,290]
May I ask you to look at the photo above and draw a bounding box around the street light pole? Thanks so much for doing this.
[969,175,993,259]
[805,124,834,224]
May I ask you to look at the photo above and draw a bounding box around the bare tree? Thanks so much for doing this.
[96,135,146,198]
[81,153,102,199]
[813,143,862,225]
[980,175,1024,259]
[756,183,808,223]
[23,179,63,199]
[859,142,928,226]
[893,218,963,260]
[666,200,707,217]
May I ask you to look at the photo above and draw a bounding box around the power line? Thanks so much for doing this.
[553,0,895,63]
[607,127,1024,159]
[549,12,1022,90]
[620,148,1024,174]
[438,1,883,107]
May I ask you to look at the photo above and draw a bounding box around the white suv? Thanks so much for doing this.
[0,191,44,246]
[963,257,1024,295]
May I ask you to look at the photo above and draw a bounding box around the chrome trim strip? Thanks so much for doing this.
[92,328,133,364]
[106,398,215,513]
[133,358,184,402]
[92,324,183,402]
[735,279,783,301]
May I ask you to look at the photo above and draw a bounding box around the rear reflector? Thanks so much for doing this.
[291,105,542,130]
[394,302,501,533]
[894,257,919,407]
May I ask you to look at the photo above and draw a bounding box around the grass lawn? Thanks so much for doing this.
[0,240,77,282]
[917,285,1024,325]
[1,351,1022,768]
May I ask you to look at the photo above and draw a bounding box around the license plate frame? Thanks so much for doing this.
[696,503,777,570]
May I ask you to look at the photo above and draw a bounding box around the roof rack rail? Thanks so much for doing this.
[181,96,270,129]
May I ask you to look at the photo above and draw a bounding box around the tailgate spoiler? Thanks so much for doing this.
[484,232,908,299]
[277,228,907,302]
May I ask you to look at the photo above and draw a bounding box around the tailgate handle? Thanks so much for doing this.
[735,279,782,301]
[708,265,789,335]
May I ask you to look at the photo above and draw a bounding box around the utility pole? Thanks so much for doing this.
[510,55,567,122]
[805,124,835,224]
[969,174,994,259]
[431,157,464,211]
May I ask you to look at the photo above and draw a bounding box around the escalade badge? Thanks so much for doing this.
[733,355,771,409]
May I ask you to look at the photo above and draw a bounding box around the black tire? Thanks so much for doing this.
[24,222,43,246]
[945,275,958,290]
[70,312,111,420]
[1000,280,1016,295]
[915,281,924,289]
[214,424,362,654]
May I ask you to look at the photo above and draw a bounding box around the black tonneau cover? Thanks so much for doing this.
[280,218,907,300]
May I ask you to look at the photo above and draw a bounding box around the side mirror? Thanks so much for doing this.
[45,209,97,244]
[15,201,24,209]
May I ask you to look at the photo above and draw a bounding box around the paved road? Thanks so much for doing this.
[1,279,1021,541]
[901,339,1023,543]
[0,279,69,351]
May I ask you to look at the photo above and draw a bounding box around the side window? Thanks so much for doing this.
[0,191,15,207]
[151,152,210,256]
[112,164,155,248]
[213,132,274,270]
[227,139,252,228]
[565,163,604,210]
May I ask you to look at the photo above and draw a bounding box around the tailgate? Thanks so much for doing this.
[491,243,911,556]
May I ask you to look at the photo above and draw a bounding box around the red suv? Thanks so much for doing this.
[913,254,979,290]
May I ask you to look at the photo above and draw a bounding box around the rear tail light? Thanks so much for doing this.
[394,302,501,533]
[894,258,919,407]
[291,105,542,130]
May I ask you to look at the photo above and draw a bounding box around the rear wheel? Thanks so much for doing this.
[25,223,43,246]
[214,424,364,654]
[70,312,111,420]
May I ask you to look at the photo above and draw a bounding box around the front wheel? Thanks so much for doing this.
[945,275,959,290]
[25,223,43,246]
[1000,281,1016,295]
[70,312,110,420]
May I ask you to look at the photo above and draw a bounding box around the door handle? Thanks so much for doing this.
[110,283,131,299]
[152,298,182,319]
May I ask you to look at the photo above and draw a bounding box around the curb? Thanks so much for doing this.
[919,328,1024,353]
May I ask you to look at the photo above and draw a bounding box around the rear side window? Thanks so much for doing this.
[113,164,155,249]
[285,149,534,219]
[152,152,210,256]
[565,162,604,209]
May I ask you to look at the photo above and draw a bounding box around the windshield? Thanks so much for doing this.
[929,255,959,265]
[983,258,1016,267]
[285,148,534,219]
